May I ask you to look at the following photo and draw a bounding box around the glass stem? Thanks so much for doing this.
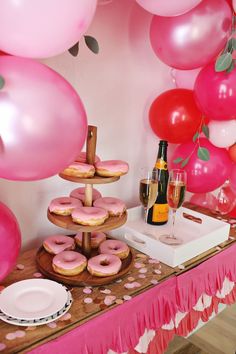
[144,207,148,223]
[170,209,177,239]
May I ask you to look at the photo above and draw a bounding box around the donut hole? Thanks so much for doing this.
[55,241,66,245]
[100,260,110,266]
[64,255,77,262]
[60,202,71,205]
[110,246,119,251]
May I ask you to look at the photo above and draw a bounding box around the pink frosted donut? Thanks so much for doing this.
[72,207,108,226]
[75,232,106,249]
[93,197,126,216]
[43,235,75,255]
[70,187,102,204]
[75,151,100,164]
[95,160,129,177]
[99,240,130,260]
[87,254,122,277]
[62,162,95,178]
[49,197,82,216]
[52,251,87,276]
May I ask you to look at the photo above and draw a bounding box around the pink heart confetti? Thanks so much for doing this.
[134,262,144,269]
[104,295,116,306]
[154,269,162,275]
[124,283,135,289]
[84,297,93,304]
[59,313,71,321]
[123,295,132,301]
[33,272,43,278]
[0,343,6,351]
[148,259,160,264]
[132,282,141,287]
[127,277,135,282]
[16,264,25,270]
[83,287,92,294]
[139,268,147,274]
[138,274,146,279]
[100,289,111,294]
[47,322,57,329]
[5,333,16,341]
[150,279,158,285]
[15,330,26,338]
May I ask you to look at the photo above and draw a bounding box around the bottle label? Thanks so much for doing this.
[152,204,169,222]
[155,159,168,170]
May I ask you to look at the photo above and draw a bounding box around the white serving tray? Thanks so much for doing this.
[108,206,230,267]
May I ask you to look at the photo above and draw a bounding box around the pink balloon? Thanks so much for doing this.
[171,68,202,90]
[0,56,87,181]
[233,0,236,11]
[0,0,97,58]
[190,193,217,210]
[216,182,236,215]
[136,0,202,16]
[171,138,232,193]
[0,202,21,282]
[229,163,236,193]
[150,0,232,70]
[194,62,236,121]
[209,120,236,148]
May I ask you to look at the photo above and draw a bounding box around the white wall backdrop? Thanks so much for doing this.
[0,0,175,250]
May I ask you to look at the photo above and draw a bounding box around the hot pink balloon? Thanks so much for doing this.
[171,138,232,193]
[0,56,87,181]
[136,0,202,16]
[0,202,21,282]
[229,163,236,193]
[194,62,236,121]
[150,0,232,70]
[0,0,97,58]
[171,68,202,90]
[209,120,236,148]
[190,193,217,210]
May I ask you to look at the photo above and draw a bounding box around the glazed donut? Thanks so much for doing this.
[99,240,130,260]
[71,207,108,226]
[52,251,87,276]
[75,231,106,249]
[75,151,100,164]
[87,254,122,277]
[43,235,75,255]
[49,197,82,216]
[62,162,95,178]
[93,197,126,216]
[95,160,129,177]
[70,187,102,204]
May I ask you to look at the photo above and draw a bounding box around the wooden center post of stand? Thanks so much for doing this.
[82,126,97,258]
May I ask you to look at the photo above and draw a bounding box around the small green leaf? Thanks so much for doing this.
[84,36,99,54]
[0,75,5,90]
[68,42,79,57]
[173,157,183,164]
[215,52,232,72]
[181,158,189,168]
[226,60,235,73]
[197,147,210,161]
[192,131,199,143]
[231,38,236,51]
[202,124,209,139]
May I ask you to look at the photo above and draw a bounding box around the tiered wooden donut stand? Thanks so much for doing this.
[36,125,133,286]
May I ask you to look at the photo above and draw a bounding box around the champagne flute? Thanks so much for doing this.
[159,169,187,245]
[139,171,158,223]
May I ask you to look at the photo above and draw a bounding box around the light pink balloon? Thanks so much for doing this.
[0,0,97,58]
[171,138,232,193]
[229,163,236,193]
[233,0,236,12]
[150,0,232,70]
[0,56,87,181]
[0,202,21,282]
[171,68,202,90]
[216,182,236,215]
[136,0,202,16]
[209,120,236,148]
[190,193,217,210]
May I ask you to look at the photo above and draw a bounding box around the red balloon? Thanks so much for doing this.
[149,89,204,144]
[229,205,236,217]
[0,202,21,281]
[229,144,236,163]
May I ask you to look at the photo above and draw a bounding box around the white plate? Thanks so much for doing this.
[0,279,68,320]
[0,290,72,327]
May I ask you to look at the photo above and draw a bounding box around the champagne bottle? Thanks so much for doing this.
[147,140,169,225]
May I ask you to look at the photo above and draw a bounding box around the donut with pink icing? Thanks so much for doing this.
[49,197,82,216]
[43,235,75,255]
[93,197,126,216]
[62,162,95,178]
[99,240,130,260]
[75,151,100,164]
[87,254,122,277]
[71,207,108,226]
[52,251,87,276]
[95,160,129,177]
[75,231,106,249]
[70,187,102,204]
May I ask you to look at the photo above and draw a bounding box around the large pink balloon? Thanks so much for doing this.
[0,56,87,181]
[229,163,236,193]
[190,193,217,210]
[0,0,97,58]
[194,62,236,121]
[150,0,232,70]
[171,138,232,193]
[171,68,202,90]
[0,202,21,282]
[136,0,202,16]
[209,120,236,148]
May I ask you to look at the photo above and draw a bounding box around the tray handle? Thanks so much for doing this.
[124,233,147,248]
[182,212,202,224]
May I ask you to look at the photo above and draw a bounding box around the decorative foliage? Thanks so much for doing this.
[68,36,99,57]
[0,76,5,90]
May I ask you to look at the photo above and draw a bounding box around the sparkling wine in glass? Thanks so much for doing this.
[159,169,187,245]
[139,171,158,223]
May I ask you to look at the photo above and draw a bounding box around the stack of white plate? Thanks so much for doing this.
[0,279,72,326]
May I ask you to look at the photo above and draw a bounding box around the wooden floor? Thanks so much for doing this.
[165,303,236,354]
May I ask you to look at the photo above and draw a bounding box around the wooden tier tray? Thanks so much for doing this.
[47,209,127,233]
[59,173,120,184]
[36,245,134,286]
